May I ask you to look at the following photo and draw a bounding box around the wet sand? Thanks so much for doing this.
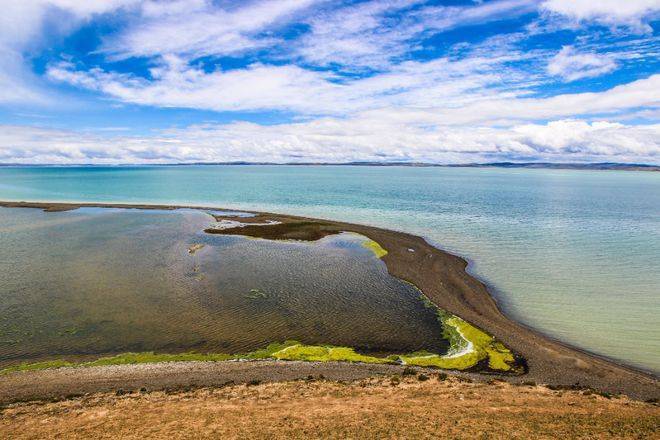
[0,200,658,401]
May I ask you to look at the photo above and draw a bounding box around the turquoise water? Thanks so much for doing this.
[0,165,658,373]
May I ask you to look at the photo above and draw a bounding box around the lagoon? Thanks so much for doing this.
[0,207,451,366]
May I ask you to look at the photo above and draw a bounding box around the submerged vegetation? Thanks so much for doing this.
[244,288,268,300]
[1,308,519,375]
[1,260,518,375]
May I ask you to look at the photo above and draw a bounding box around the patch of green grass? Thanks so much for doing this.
[362,239,388,258]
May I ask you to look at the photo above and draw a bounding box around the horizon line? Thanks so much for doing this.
[0,161,658,170]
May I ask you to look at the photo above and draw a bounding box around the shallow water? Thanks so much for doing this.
[0,207,447,366]
[0,165,658,372]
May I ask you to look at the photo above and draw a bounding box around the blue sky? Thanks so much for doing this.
[0,0,658,164]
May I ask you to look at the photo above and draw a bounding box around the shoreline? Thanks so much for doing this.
[0,200,658,401]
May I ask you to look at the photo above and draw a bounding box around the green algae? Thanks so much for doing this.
[1,318,516,374]
[240,341,300,360]
[1,352,235,374]
[85,352,234,366]
[362,239,388,258]
[244,288,268,300]
[271,344,392,364]
[1,359,74,374]
[400,305,516,371]
[1,319,516,374]
[1,291,518,375]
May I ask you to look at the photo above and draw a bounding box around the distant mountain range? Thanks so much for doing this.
[448,162,660,171]
[1,162,658,171]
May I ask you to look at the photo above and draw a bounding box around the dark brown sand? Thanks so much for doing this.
[0,200,658,402]
[0,361,417,405]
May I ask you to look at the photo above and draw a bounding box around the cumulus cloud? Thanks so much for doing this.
[547,46,618,81]
[1,117,658,165]
[540,0,660,33]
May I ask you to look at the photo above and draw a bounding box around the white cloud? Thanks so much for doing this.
[0,118,657,164]
[0,50,52,106]
[0,0,140,105]
[547,46,618,81]
[512,120,658,157]
[541,0,660,33]
[422,74,660,124]
[47,57,344,113]
[94,0,538,69]
[47,49,660,124]
[102,0,320,60]
[294,0,537,68]
[1,0,659,165]
[46,49,544,115]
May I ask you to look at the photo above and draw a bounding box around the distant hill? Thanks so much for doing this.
[447,162,660,171]
[1,161,658,171]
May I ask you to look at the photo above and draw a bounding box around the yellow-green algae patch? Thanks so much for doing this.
[1,359,74,374]
[1,295,518,375]
[0,352,235,374]
[400,309,516,371]
[1,319,516,375]
[362,239,388,258]
[271,344,392,364]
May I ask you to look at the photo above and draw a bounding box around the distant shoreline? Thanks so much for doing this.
[0,162,658,171]
[0,200,657,403]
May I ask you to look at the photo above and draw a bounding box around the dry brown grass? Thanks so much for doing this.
[1,375,658,439]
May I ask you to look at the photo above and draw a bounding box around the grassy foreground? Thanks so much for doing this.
[2,375,657,439]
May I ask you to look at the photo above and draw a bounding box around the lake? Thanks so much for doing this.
[0,165,658,372]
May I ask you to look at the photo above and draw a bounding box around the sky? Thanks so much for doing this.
[0,0,658,164]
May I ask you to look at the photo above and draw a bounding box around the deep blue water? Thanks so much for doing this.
[0,165,658,372]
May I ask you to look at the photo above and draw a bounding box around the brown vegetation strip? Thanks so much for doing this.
[1,375,658,439]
